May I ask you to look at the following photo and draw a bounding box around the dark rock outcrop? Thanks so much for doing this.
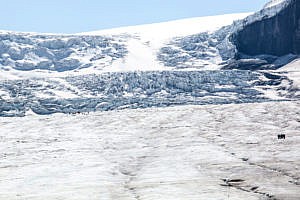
[234,0,300,56]
[223,53,298,70]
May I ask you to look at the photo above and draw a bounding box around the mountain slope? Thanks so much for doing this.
[1,1,299,199]
[0,0,298,77]
[234,0,300,56]
[0,13,249,79]
[0,0,299,117]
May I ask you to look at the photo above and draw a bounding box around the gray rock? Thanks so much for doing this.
[233,0,300,56]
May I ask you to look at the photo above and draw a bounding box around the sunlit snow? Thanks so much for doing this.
[0,1,299,199]
[0,102,299,199]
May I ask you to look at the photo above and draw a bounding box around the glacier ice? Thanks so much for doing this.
[0,70,293,117]
[0,33,128,71]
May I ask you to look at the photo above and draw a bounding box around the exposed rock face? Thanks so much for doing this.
[234,0,300,56]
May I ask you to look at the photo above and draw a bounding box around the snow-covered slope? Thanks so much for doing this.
[264,0,286,8]
[0,0,298,117]
[0,33,129,79]
[0,13,250,79]
[277,58,300,98]
[0,0,296,79]
[80,13,248,39]
[1,1,299,199]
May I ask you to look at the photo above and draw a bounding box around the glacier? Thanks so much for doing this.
[0,0,295,78]
[0,33,128,72]
[0,70,295,117]
[0,0,300,199]
[0,102,299,199]
[0,3,298,116]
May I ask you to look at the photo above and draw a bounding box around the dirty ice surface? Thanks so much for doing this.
[0,101,299,200]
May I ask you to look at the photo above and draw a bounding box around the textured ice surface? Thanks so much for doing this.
[0,33,128,72]
[0,70,294,117]
[0,13,251,79]
[157,0,293,69]
[0,101,299,200]
[0,2,298,199]
[0,1,294,77]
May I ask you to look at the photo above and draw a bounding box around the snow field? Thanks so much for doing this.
[0,101,299,200]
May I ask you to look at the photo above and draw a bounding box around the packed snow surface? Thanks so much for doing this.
[277,58,300,98]
[80,13,250,41]
[0,101,299,200]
